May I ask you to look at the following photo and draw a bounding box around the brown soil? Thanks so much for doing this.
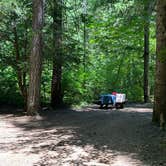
[0,104,165,166]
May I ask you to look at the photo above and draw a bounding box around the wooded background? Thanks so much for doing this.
[0,0,156,105]
[0,0,165,126]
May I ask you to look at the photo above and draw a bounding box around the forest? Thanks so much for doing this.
[1,0,165,126]
[0,0,166,165]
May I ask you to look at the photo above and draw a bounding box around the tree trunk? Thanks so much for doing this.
[27,0,44,115]
[51,0,63,108]
[82,0,87,89]
[143,3,150,103]
[13,16,27,106]
[153,0,166,128]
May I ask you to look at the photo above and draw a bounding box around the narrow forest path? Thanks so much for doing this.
[0,104,165,166]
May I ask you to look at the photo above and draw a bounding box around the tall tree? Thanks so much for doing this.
[143,0,156,103]
[12,12,28,107]
[51,0,63,107]
[0,2,29,107]
[82,0,88,90]
[153,0,166,128]
[27,0,44,114]
[143,0,150,103]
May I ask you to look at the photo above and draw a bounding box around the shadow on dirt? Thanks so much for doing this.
[0,104,165,165]
[0,104,26,116]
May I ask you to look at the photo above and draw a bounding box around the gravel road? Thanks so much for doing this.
[0,104,165,166]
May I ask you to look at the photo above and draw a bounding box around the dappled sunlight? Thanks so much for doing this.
[0,153,40,166]
[125,107,153,113]
[0,0,165,165]
[0,105,165,165]
[111,154,144,166]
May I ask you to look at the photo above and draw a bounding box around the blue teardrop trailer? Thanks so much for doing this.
[98,93,126,109]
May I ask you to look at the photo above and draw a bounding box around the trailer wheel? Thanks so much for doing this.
[100,104,103,109]
[115,103,124,109]
[115,103,119,109]
[120,103,124,109]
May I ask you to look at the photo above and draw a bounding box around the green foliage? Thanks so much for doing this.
[0,67,23,106]
[0,0,156,106]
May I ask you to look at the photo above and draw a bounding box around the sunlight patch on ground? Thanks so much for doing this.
[111,154,146,166]
[0,153,40,166]
[125,107,152,113]
[59,145,115,166]
[83,162,109,166]
[64,145,89,161]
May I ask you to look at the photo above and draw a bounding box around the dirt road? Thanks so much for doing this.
[0,104,165,166]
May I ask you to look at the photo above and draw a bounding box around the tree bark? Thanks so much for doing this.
[51,0,63,108]
[143,2,150,103]
[153,0,166,128]
[27,0,44,114]
[82,0,87,90]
